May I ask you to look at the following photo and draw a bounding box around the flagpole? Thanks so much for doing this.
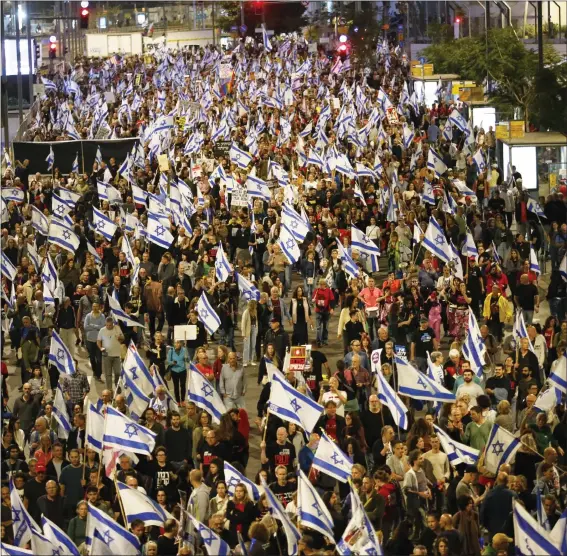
[81,140,85,176]
[114,474,128,526]
[262,408,270,442]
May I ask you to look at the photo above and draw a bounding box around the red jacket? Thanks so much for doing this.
[312,287,334,313]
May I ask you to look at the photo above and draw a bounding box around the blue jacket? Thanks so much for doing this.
[167,346,188,373]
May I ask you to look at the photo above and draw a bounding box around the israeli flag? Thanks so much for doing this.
[10,477,40,547]
[449,241,464,280]
[86,241,103,267]
[550,508,567,555]
[549,354,567,394]
[559,252,567,282]
[186,512,230,556]
[433,424,479,466]
[46,146,54,171]
[268,371,324,433]
[30,529,62,555]
[33,209,50,237]
[108,294,140,328]
[1,187,25,203]
[534,387,558,414]
[402,123,415,149]
[120,235,136,268]
[473,149,487,173]
[351,225,379,272]
[298,469,335,542]
[312,432,353,483]
[52,193,71,219]
[373,152,384,176]
[0,543,33,555]
[48,330,75,375]
[41,516,80,556]
[513,310,536,354]
[0,251,17,282]
[229,143,253,169]
[427,147,447,177]
[51,385,72,440]
[386,190,397,223]
[307,148,324,169]
[423,216,451,264]
[58,187,81,208]
[422,179,436,205]
[224,461,262,501]
[117,481,173,526]
[121,370,151,422]
[188,363,227,424]
[48,219,80,253]
[535,488,551,531]
[282,204,309,242]
[448,108,469,133]
[278,224,300,265]
[131,184,148,206]
[463,231,479,260]
[197,292,221,335]
[40,254,58,296]
[103,406,156,456]
[86,401,104,453]
[413,222,423,244]
[370,350,408,430]
[92,207,118,241]
[246,174,271,202]
[236,272,260,302]
[484,424,521,474]
[529,246,541,275]
[353,183,368,207]
[85,502,140,555]
[299,121,312,138]
[356,162,377,182]
[462,309,486,378]
[396,356,456,402]
[26,242,41,273]
[71,153,79,174]
[95,146,103,165]
[513,500,561,556]
[147,213,174,249]
[336,240,360,279]
[491,240,501,266]
[261,478,301,556]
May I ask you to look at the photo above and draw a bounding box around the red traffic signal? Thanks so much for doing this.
[455,17,462,23]
[80,7,89,28]
[338,44,347,53]
[49,42,57,59]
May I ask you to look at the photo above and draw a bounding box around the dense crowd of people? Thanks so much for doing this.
[1,30,566,556]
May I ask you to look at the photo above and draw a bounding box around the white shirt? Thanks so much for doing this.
[456,381,485,408]
[321,390,347,416]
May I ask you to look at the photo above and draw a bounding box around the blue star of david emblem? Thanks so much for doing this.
[96,220,106,230]
[128,366,138,380]
[416,376,427,389]
[62,230,71,240]
[367,548,379,555]
[57,348,66,361]
[155,225,165,237]
[242,290,252,301]
[227,476,240,488]
[290,398,301,412]
[330,452,343,466]
[491,440,504,457]
[124,423,138,439]
[12,508,21,522]
[52,549,62,556]
[198,525,215,546]
[201,383,214,398]
[434,234,445,246]
[233,153,240,161]
[524,539,535,555]
[311,502,323,517]
[285,239,295,250]
[55,204,65,215]
[199,308,209,320]
[102,529,114,545]
[290,219,299,229]
[362,235,371,244]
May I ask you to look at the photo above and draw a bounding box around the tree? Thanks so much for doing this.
[534,66,567,136]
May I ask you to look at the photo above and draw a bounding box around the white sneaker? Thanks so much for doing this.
[243,363,249,367]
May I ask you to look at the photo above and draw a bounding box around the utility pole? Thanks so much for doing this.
[1,1,9,149]
[211,1,216,45]
[537,1,544,69]
[26,0,33,107]
[15,1,24,123]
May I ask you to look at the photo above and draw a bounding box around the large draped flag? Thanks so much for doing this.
[51,385,72,440]
[513,500,562,556]
[529,245,541,275]
[117,481,173,526]
[48,330,76,375]
[0,251,17,282]
[108,294,141,328]
[235,272,260,301]
[10,477,39,547]
[1,544,33,555]
[337,484,383,556]
[427,147,447,177]
[41,516,80,556]
[395,356,456,402]
[92,207,118,240]
[215,242,233,282]
[223,461,262,501]
[422,216,451,263]
[560,252,567,282]
[268,371,323,433]
[147,213,174,248]
[120,369,151,422]
[351,225,380,272]
[549,354,567,394]
[370,350,408,429]
[85,502,140,555]
[282,203,310,242]
[48,219,80,253]
[196,292,221,335]
[483,423,521,474]
[86,401,104,453]
[186,512,230,556]
[278,224,300,265]
[187,363,227,424]
[433,424,479,466]
[261,477,301,556]
[229,143,253,169]
[462,309,486,378]
[297,469,335,542]
[103,406,156,456]
[312,431,353,483]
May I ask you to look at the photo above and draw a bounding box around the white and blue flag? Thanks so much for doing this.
[1,187,25,203]
[473,149,486,173]
[278,224,300,265]
[298,469,335,542]
[236,272,260,301]
[41,516,80,556]
[46,146,54,171]
[197,292,221,335]
[462,309,486,378]
[312,432,353,483]
[550,508,567,555]
[108,294,140,328]
[224,461,262,501]
[48,330,76,376]
[103,406,156,456]
[336,240,360,279]
[92,207,118,240]
[246,173,271,202]
[423,216,451,264]
[95,146,103,165]
[282,204,309,243]
[427,147,447,177]
[86,401,104,453]
[117,481,173,526]
[560,252,567,282]
[31,206,49,236]
[0,544,33,555]
[10,477,39,547]
[71,153,79,174]
[85,502,140,555]
[526,197,545,219]
[484,424,521,474]
[52,385,72,440]
[396,356,456,402]
[0,251,17,282]
[48,219,80,253]
[188,363,227,424]
[186,512,230,556]
[529,246,541,275]
[121,369,151,422]
[422,179,436,205]
[229,143,253,169]
[351,226,380,272]
[262,24,273,52]
[463,231,479,260]
[549,354,567,394]
[52,193,71,218]
[513,499,561,556]
[433,424,479,466]
[215,242,233,283]
[147,213,174,248]
[268,371,323,433]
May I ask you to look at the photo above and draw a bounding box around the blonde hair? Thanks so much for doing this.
[497,400,511,415]
[247,299,258,319]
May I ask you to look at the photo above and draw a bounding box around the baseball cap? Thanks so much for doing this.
[270,317,279,323]
[465,464,477,473]
[36,464,47,473]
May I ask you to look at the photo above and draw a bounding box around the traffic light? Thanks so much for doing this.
[455,16,462,24]
[80,7,90,29]
[254,1,263,16]
[34,40,40,61]
[49,42,57,59]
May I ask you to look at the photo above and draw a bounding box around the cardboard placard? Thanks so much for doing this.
[214,141,232,158]
[174,325,197,341]
[230,186,249,208]
[289,346,307,373]
[386,107,399,124]
[158,154,170,172]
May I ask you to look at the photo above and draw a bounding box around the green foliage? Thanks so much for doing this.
[534,66,567,136]
[422,28,565,132]
[215,1,241,33]
[425,23,454,44]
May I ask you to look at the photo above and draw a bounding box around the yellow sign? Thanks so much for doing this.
[451,80,476,95]
[495,124,509,140]
[549,174,557,188]
[157,154,170,173]
[175,116,186,130]
[510,121,525,139]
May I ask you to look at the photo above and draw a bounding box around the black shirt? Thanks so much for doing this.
[515,283,538,310]
[412,326,436,358]
[268,481,297,508]
[265,441,296,473]
[23,478,47,523]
